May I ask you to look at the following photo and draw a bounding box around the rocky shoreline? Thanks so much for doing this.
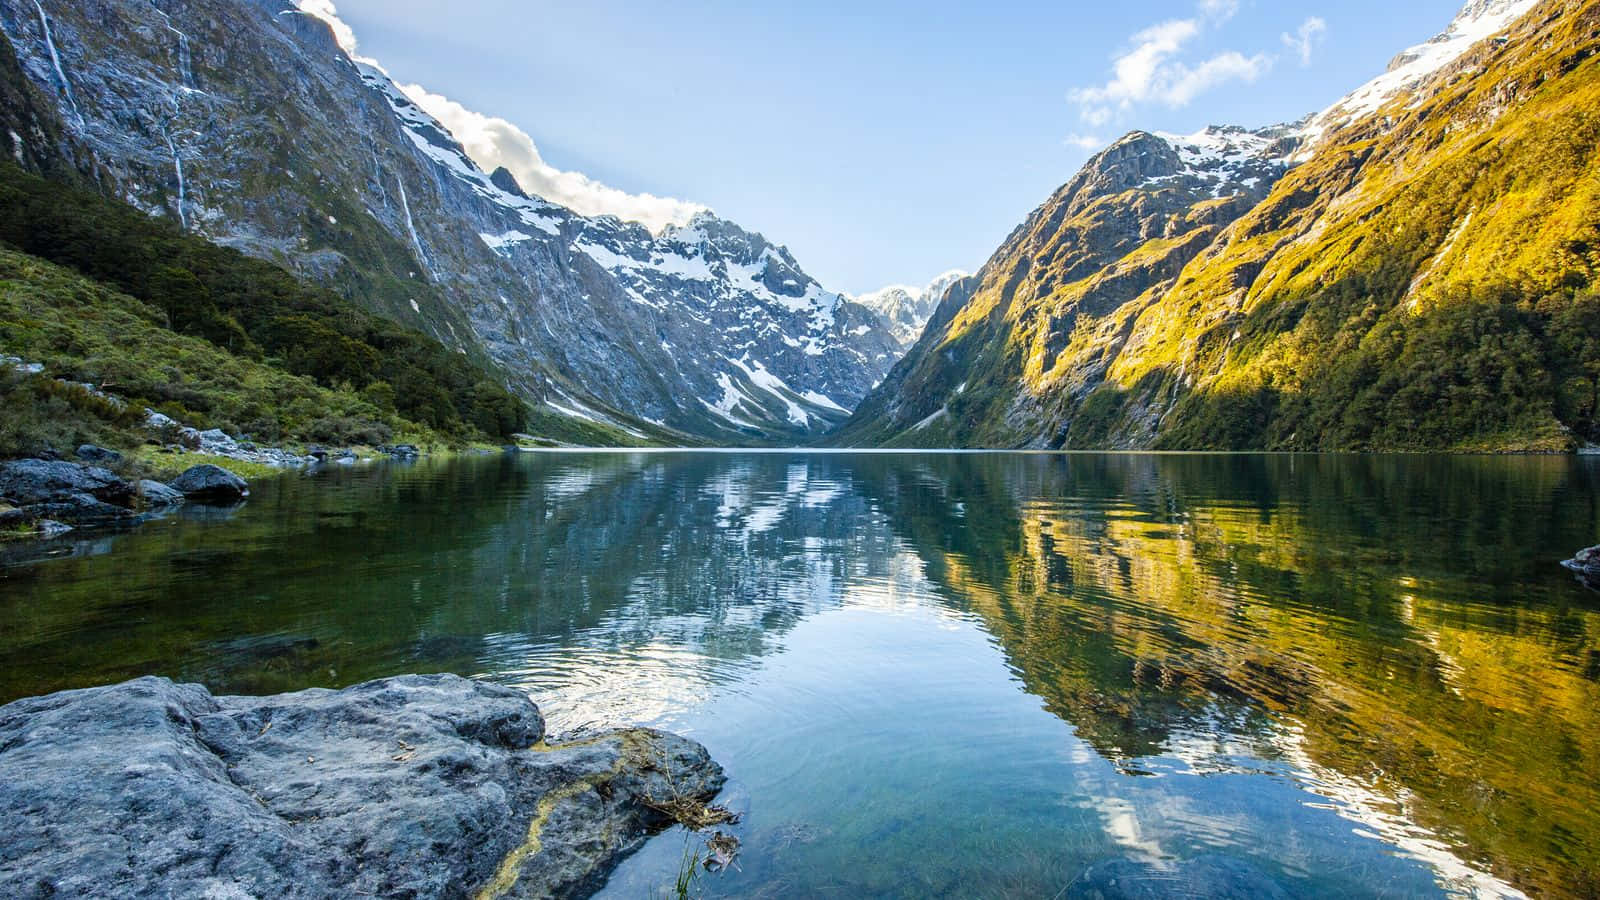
[0,456,251,539]
[0,674,725,899]
[0,410,429,540]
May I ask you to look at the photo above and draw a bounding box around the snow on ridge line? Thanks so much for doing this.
[357,60,564,239]
[1303,0,1540,143]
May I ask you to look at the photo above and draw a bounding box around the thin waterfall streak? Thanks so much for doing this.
[163,126,187,230]
[396,174,430,277]
[32,0,81,123]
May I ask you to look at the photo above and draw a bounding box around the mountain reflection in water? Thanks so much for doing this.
[2,452,1596,898]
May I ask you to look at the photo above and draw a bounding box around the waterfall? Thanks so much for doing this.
[31,0,81,123]
[147,3,195,90]
[163,126,187,230]
[396,175,430,276]
[171,28,194,90]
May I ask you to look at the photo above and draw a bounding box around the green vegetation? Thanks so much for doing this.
[0,160,527,453]
[1120,0,1600,451]
[0,244,424,459]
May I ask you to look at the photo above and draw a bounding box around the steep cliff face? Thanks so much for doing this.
[0,0,899,444]
[842,0,1599,452]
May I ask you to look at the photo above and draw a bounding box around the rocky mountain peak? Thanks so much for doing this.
[854,270,971,349]
[488,166,528,199]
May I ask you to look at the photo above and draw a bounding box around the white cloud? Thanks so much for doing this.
[1067,0,1277,127]
[399,84,706,232]
[296,0,706,232]
[1064,134,1107,151]
[1282,17,1328,66]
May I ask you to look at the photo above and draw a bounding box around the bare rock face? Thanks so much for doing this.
[0,674,725,899]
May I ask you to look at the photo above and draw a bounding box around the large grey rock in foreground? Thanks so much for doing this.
[0,675,725,899]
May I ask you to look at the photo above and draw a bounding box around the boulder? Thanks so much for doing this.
[197,429,240,454]
[0,459,133,508]
[138,480,187,508]
[74,444,121,463]
[0,675,724,899]
[170,464,250,500]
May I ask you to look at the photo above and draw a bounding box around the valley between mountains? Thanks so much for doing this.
[1,0,1597,454]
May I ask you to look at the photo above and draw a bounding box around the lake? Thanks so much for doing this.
[2,451,1597,898]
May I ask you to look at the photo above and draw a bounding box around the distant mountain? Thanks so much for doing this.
[0,0,901,444]
[837,0,1599,452]
[854,270,970,348]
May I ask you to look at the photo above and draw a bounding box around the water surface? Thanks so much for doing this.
[2,452,1598,898]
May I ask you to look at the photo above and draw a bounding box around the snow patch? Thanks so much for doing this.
[802,391,849,414]
[479,230,533,255]
[912,407,949,431]
[730,356,810,427]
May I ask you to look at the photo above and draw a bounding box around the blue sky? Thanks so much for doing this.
[324,0,1470,295]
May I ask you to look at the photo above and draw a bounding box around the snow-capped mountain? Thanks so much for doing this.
[853,270,969,348]
[0,0,901,444]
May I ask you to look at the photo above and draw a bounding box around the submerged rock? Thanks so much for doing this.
[1563,545,1600,589]
[0,674,724,899]
[170,464,250,500]
[1065,855,1290,899]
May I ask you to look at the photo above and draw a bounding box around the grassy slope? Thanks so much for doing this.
[0,244,443,458]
